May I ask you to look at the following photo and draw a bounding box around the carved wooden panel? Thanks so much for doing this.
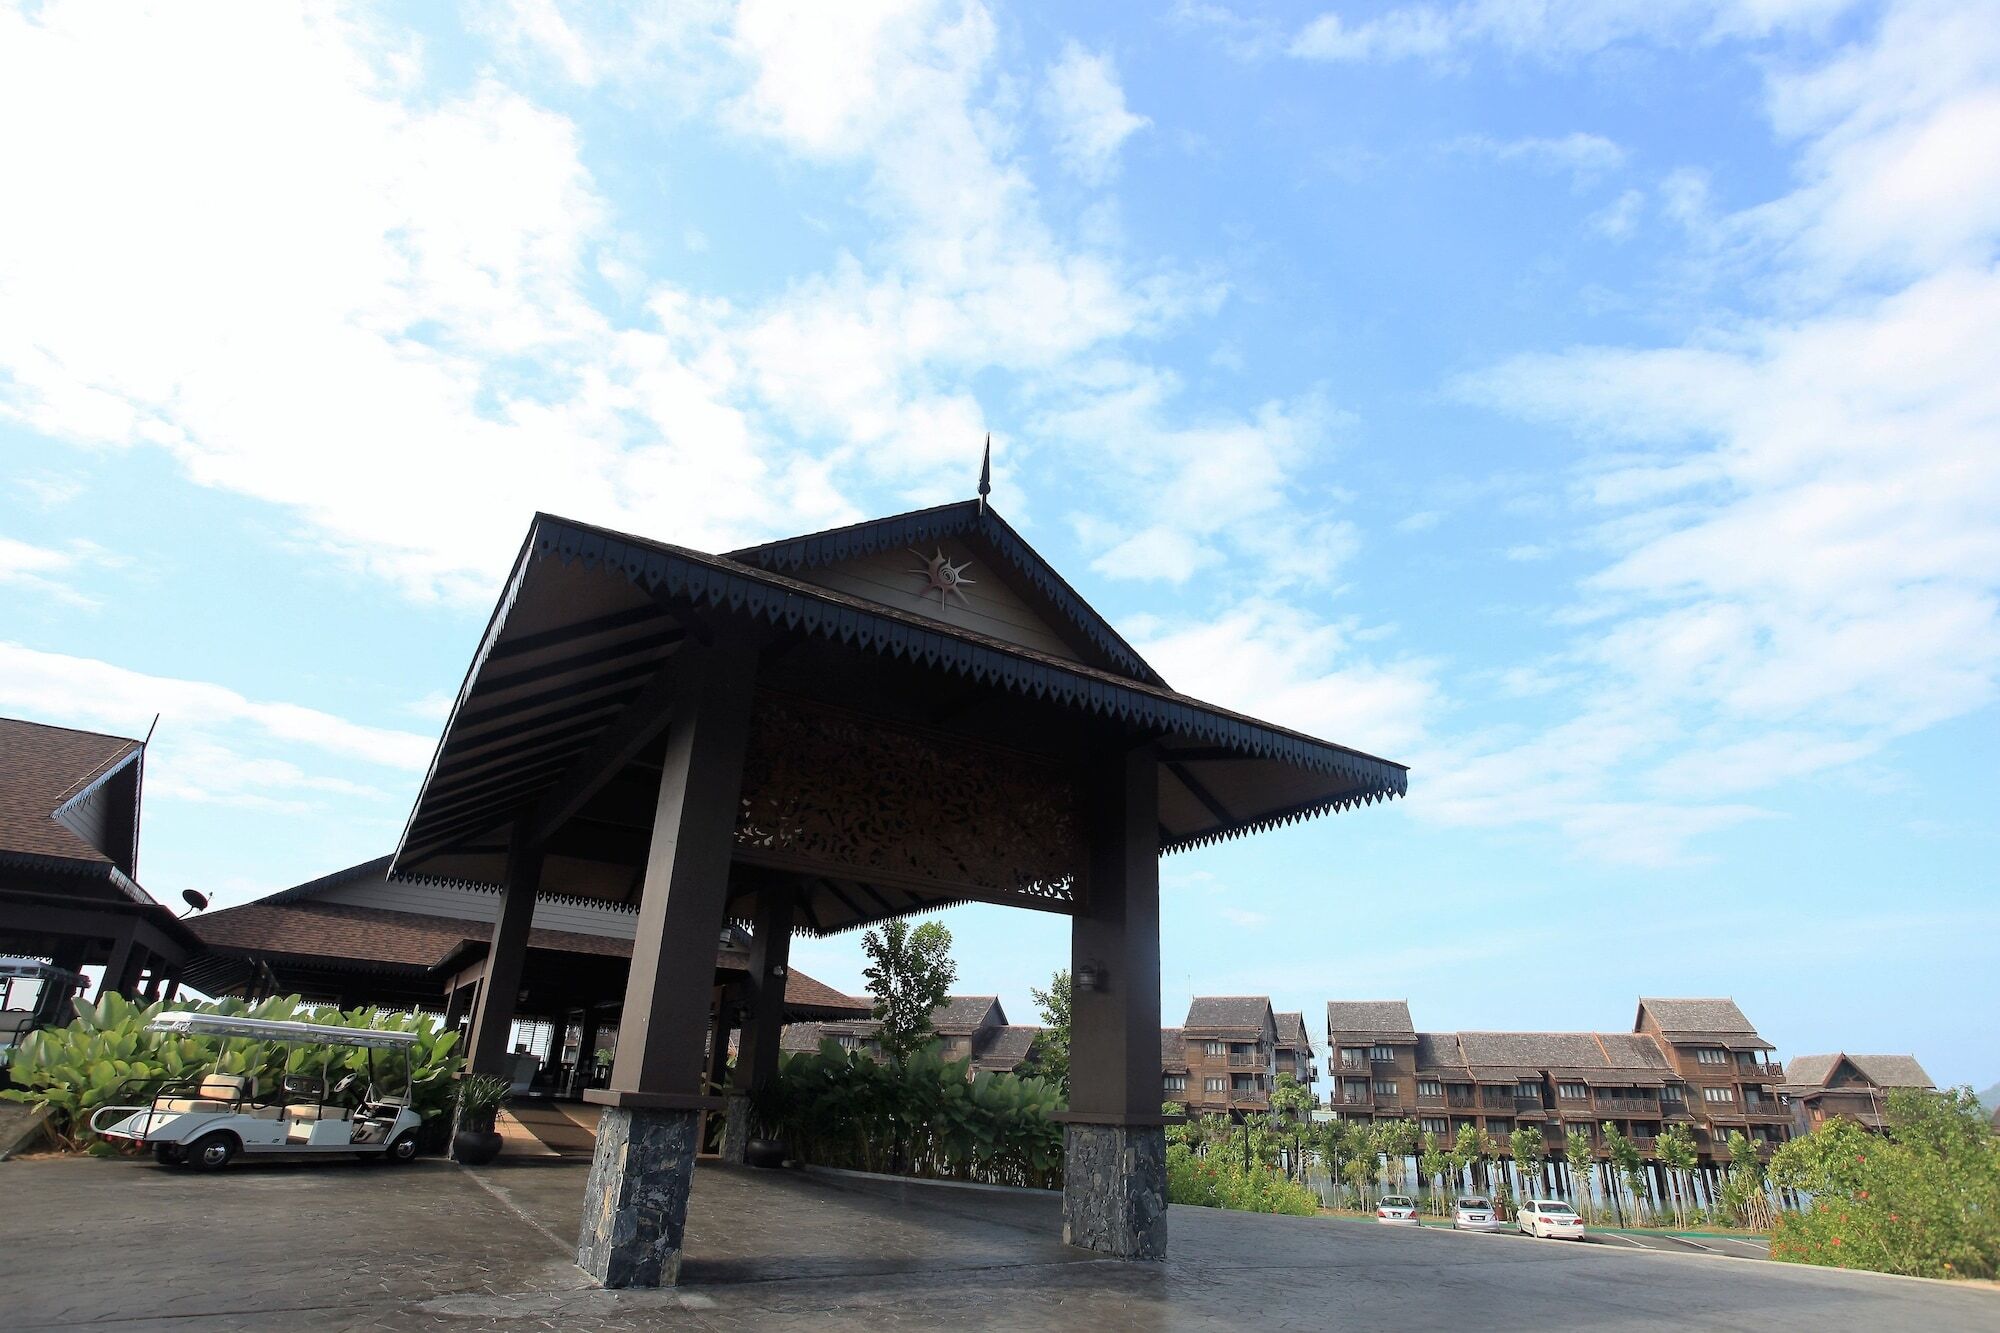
[735,693,1082,910]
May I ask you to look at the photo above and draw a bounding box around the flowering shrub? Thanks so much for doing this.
[1166,1141,1319,1215]
[1768,1088,1998,1280]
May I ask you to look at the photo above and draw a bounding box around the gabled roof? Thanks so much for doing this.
[0,716,149,896]
[970,1025,1042,1074]
[1637,997,1768,1046]
[727,500,1164,685]
[1274,1010,1314,1055]
[1185,996,1276,1034]
[1325,1000,1417,1042]
[390,512,1409,924]
[1414,1032,1468,1073]
[1161,1027,1188,1070]
[1785,1053,1935,1092]
[933,995,1005,1034]
[1455,1031,1673,1082]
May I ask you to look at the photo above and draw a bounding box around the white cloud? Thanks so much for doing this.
[1589,187,1646,238]
[1039,42,1150,184]
[1131,600,1439,757]
[0,536,110,606]
[1431,0,2000,861]
[1285,0,1855,65]
[1456,131,1627,186]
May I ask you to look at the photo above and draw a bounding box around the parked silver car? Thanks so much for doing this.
[1517,1198,1587,1240]
[1453,1196,1503,1232]
[1376,1194,1420,1225]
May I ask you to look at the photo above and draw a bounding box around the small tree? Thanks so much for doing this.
[1345,1123,1381,1208]
[860,920,956,1061]
[1027,970,1071,1093]
[1656,1122,1700,1228]
[1603,1122,1645,1225]
[1565,1127,1596,1221]
[1419,1132,1448,1215]
[1509,1126,1543,1218]
[1271,1072,1314,1123]
[1454,1123,1482,1193]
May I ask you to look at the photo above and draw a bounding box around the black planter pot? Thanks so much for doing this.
[453,1128,503,1166]
[746,1138,788,1169]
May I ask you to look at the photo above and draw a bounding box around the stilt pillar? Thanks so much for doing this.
[442,981,471,1033]
[99,928,142,1000]
[723,887,794,1164]
[577,630,758,1289]
[1060,742,1167,1261]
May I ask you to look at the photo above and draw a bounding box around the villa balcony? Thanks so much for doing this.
[1596,1096,1662,1115]
[1227,1052,1264,1069]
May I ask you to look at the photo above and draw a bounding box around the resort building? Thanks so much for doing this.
[1324,997,1791,1168]
[1275,1010,1317,1093]
[1167,996,1279,1118]
[780,995,1044,1077]
[1782,1053,1935,1135]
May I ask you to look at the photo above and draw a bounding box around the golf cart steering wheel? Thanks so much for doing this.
[330,1072,363,1102]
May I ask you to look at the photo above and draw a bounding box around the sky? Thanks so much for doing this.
[2,0,1995,1087]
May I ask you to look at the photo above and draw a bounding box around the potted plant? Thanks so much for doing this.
[744,1076,789,1169]
[591,1047,614,1086]
[451,1074,510,1165]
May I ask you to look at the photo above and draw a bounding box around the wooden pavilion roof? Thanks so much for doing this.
[390,505,1408,934]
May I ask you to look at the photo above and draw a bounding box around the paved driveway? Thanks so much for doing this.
[5,1156,1993,1331]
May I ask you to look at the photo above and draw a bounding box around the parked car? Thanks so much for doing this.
[1453,1196,1502,1232]
[1376,1194,1420,1225]
[1517,1198,1586,1240]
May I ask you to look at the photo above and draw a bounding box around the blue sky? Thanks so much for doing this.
[2,1,1995,1085]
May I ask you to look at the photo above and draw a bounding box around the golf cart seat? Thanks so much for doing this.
[161,1074,257,1113]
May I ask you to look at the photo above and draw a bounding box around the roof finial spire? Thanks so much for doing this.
[977,432,992,514]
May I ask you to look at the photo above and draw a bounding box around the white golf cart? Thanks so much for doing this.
[90,1011,426,1170]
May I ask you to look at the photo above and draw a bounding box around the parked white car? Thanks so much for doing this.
[1453,1195,1503,1232]
[1517,1198,1587,1240]
[1376,1194,1420,1225]
[91,1011,425,1170]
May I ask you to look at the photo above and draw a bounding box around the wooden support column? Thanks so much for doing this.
[1059,740,1167,1261]
[723,886,794,1163]
[36,941,88,1026]
[442,982,471,1033]
[578,629,758,1289]
[98,927,141,1000]
[464,830,543,1080]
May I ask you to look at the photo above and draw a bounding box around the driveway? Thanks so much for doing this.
[5,1156,1992,1331]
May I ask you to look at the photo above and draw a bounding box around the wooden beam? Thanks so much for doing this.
[1166,759,1234,827]
[526,654,686,846]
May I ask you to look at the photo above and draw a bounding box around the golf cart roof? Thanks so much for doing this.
[149,1011,422,1049]
[0,955,81,983]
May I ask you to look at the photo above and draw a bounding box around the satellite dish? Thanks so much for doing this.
[179,889,210,916]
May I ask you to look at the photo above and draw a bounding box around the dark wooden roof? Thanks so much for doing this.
[932,995,1004,1035]
[1161,1027,1188,1071]
[1184,996,1275,1035]
[1274,1010,1313,1054]
[1638,997,1773,1049]
[387,509,1407,933]
[1325,1000,1418,1042]
[183,898,864,1019]
[1785,1053,1934,1092]
[0,716,147,895]
[969,1025,1043,1074]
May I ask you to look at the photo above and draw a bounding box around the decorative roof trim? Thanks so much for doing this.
[533,516,1407,834]
[728,501,1165,686]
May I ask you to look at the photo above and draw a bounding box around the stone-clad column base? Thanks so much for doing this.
[718,1094,751,1165]
[1062,1124,1168,1260]
[576,1107,701,1287]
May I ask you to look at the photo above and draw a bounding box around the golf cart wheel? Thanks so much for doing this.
[185,1131,236,1172]
[152,1143,186,1167]
[385,1131,420,1164]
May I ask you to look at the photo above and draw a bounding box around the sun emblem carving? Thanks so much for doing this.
[908,547,976,609]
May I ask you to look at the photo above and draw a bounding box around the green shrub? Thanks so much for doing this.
[1167,1141,1319,1215]
[1768,1088,1999,1280]
[1,992,462,1152]
[769,1039,1065,1188]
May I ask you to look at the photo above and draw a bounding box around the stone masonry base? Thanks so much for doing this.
[1061,1123,1167,1260]
[576,1106,701,1288]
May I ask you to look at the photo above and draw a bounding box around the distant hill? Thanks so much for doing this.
[1978,1082,2000,1115]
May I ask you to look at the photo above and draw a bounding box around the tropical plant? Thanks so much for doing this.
[1027,970,1071,1093]
[1,992,462,1152]
[1565,1126,1596,1221]
[1167,1141,1318,1215]
[767,1038,1064,1188]
[1419,1132,1448,1215]
[1655,1122,1701,1228]
[1454,1122,1482,1192]
[1270,1071,1314,1123]
[1602,1122,1647,1225]
[453,1074,511,1131]
[1769,1088,1999,1279]
[1508,1126,1543,1216]
[859,920,957,1061]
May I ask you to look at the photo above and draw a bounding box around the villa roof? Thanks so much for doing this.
[1161,1028,1188,1070]
[0,716,152,901]
[1185,996,1275,1034]
[933,995,1004,1034]
[1638,998,1772,1048]
[1455,1031,1673,1082]
[1785,1053,1935,1092]
[970,1025,1043,1074]
[1275,1010,1313,1054]
[1325,1000,1418,1042]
